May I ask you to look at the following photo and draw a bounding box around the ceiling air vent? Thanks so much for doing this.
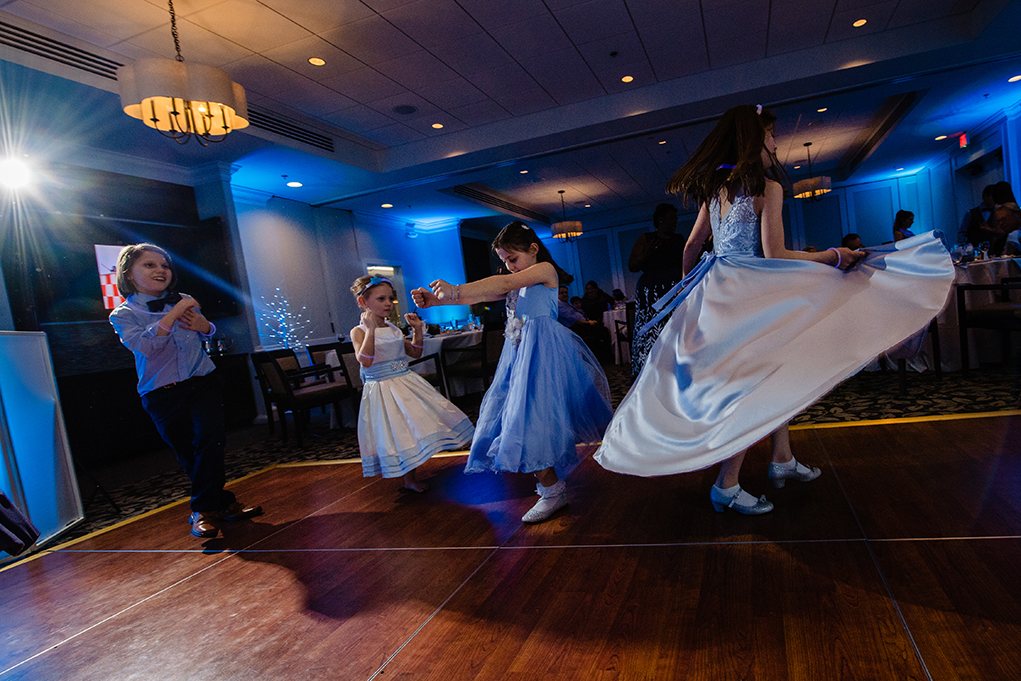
[0,20,121,80]
[247,105,336,153]
[443,184,551,224]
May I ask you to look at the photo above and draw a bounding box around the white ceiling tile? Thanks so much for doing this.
[268,78,358,118]
[704,1,769,39]
[2,1,123,47]
[320,15,421,65]
[466,63,539,98]
[364,91,441,121]
[255,0,375,33]
[887,0,960,28]
[645,42,710,81]
[594,58,656,93]
[322,105,396,133]
[106,39,162,62]
[489,86,558,116]
[827,1,897,41]
[120,17,254,66]
[768,0,834,56]
[262,36,364,81]
[360,0,419,11]
[383,0,481,48]
[454,0,550,30]
[520,48,605,105]
[447,99,513,126]
[15,0,168,42]
[835,0,895,11]
[415,77,489,109]
[554,0,634,44]
[320,67,407,102]
[490,13,572,61]
[145,0,229,16]
[188,0,312,53]
[428,32,515,76]
[577,31,646,72]
[628,2,705,49]
[360,122,426,146]
[222,54,302,96]
[404,112,469,135]
[709,31,767,68]
[375,50,459,89]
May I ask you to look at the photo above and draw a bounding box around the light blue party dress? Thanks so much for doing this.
[466,283,613,478]
[594,191,955,477]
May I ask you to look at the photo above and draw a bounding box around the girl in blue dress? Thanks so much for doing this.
[595,105,954,514]
[412,222,613,523]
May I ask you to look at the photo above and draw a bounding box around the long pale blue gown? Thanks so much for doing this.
[466,283,613,479]
[594,191,955,477]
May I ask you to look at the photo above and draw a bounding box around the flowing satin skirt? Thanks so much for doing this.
[466,317,613,478]
[359,371,474,478]
[594,231,955,477]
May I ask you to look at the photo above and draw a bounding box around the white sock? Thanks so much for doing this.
[714,484,758,507]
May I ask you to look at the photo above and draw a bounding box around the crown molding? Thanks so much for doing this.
[55,143,194,186]
[230,185,275,207]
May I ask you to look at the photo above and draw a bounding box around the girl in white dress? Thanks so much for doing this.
[594,105,954,514]
[350,276,474,491]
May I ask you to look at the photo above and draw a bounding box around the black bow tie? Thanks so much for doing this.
[147,292,183,311]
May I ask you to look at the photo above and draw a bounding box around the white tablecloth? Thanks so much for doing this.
[603,308,629,364]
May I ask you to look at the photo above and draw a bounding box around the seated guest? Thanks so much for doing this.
[994,202,1021,255]
[842,233,863,250]
[893,210,915,241]
[558,285,612,363]
[580,280,615,321]
[611,288,627,303]
[960,184,996,246]
[570,296,583,312]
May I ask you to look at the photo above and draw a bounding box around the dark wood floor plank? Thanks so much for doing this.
[2,548,493,681]
[380,543,927,680]
[248,455,534,550]
[506,436,863,547]
[811,415,1021,538]
[871,538,1021,681]
[58,462,371,552]
[0,551,229,672]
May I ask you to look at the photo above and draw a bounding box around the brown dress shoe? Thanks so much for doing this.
[189,512,217,538]
[218,501,263,522]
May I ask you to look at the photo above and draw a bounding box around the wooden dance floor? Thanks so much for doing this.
[3,413,1020,680]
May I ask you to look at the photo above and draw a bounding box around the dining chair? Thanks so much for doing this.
[439,322,504,398]
[251,352,355,445]
[956,277,1021,379]
[307,340,361,410]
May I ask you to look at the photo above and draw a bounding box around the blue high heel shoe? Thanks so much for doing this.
[767,459,822,489]
[710,485,773,515]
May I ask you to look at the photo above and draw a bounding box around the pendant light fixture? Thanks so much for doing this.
[792,142,832,200]
[551,190,583,242]
[117,0,248,145]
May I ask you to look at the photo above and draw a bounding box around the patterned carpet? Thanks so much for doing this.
[61,363,1019,544]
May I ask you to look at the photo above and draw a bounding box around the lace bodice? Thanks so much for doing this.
[710,192,763,256]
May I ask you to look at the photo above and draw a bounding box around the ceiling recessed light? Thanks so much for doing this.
[658,140,667,145]
[286,181,302,187]
[519,170,528,174]
[816,107,828,112]
[1010,75,1021,83]
[431,123,444,129]
[381,203,393,208]
[794,165,801,169]
[853,18,867,27]
[585,204,591,208]
[935,135,947,140]
[621,75,634,83]
[308,57,326,66]
[896,168,904,172]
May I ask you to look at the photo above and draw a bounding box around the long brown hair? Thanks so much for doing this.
[492,221,574,284]
[666,104,788,207]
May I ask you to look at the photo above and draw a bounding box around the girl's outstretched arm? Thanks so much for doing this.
[413,262,557,308]
[683,204,712,276]
[759,181,865,270]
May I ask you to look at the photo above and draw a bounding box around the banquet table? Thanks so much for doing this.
[903,257,1020,372]
[325,329,483,428]
[603,307,629,365]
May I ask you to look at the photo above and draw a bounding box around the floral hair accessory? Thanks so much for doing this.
[756,104,763,115]
[367,276,392,288]
[717,164,736,170]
